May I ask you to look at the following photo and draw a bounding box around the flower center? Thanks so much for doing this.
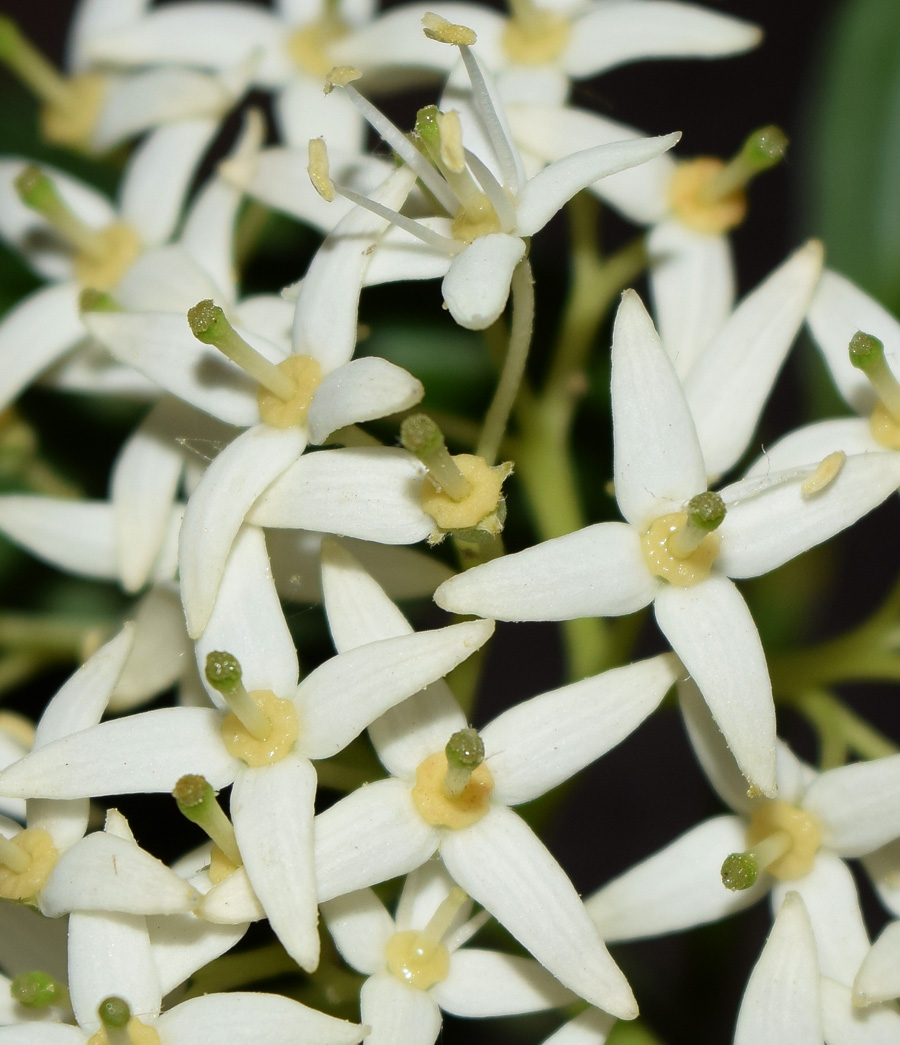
[257,355,323,428]
[411,729,494,829]
[641,493,725,587]
[384,885,467,990]
[848,330,900,448]
[722,800,821,891]
[173,774,242,875]
[15,166,140,289]
[0,828,58,901]
[87,998,160,1045]
[501,0,570,65]
[286,15,349,77]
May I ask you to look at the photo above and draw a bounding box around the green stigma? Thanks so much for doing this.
[739,125,789,173]
[98,996,131,1029]
[187,299,225,344]
[401,413,445,458]
[10,970,67,1009]
[205,651,242,693]
[445,727,485,770]
[687,491,726,532]
[173,773,212,810]
[849,330,885,371]
[721,852,758,891]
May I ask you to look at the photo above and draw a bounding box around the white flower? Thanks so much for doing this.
[436,286,900,792]
[322,861,575,1045]
[0,527,494,972]
[855,920,900,1007]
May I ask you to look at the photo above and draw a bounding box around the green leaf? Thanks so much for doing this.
[804,0,900,311]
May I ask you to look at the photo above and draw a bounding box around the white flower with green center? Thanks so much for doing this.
[322,861,576,1044]
[435,287,900,793]
[0,851,368,1045]
[289,543,677,1017]
[311,21,680,330]
[341,0,760,108]
[0,527,493,972]
[586,680,900,1018]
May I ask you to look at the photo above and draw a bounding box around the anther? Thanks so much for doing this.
[204,651,271,741]
[173,775,241,867]
[401,414,471,501]
[422,12,477,46]
[667,492,726,559]
[849,330,900,423]
[443,727,485,797]
[187,300,298,403]
[10,970,68,1010]
[323,65,362,94]
[698,125,788,204]
[308,138,334,202]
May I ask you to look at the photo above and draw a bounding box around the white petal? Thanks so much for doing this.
[68,0,149,70]
[68,910,160,1035]
[232,755,319,971]
[441,805,637,1018]
[299,620,494,759]
[648,221,734,379]
[83,311,258,425]
[820,978,900,1045]
[0,497,117,579]
[40,832,199,917]
[0,708,237,799]
[363,222,453,287]
[802,754,900,857]
[506,104,673,224]
[807,268,900,414]
[539,1009,616,1045]
[744,418,882,475]
[734,891,822,1045]
[111,586,191,711]
[516,133,680,237]
[586,815,764,941]
[718,451,900,579]
[685,240,824,479]
[435,950,575,1016]
[158,992,366,1045]
[772,851,869,987]
[862,839,900,918]
[198,866,266,924]
[196,526,298,703]
[0,283,84,411]
[179,425,307,637]
[307,357,424,444]
[484,653,678,805]
[611,289,706,528]
[654,576,776,796]
[359,973,442,1045]
[440,234,526,331]
[314,780,439,902]
[274,76,365,151]
[434,522,658,620]
[371,689,469,783]
[855,921,900,1006]
[321,889,394,976]
[564,2,761,77]
[147,909,249,999]
[118,120,218,246]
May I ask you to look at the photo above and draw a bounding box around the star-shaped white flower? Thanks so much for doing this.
[0,527,493,972]
[435,286,900,792]
[322,860,576,1045]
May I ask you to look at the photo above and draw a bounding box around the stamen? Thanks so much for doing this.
[15,166,107,259]
[328,180,460,253]
[10,970,69,1010]
[187,300,297,402]
[308,138,335,202]
[463,149,517,232]
[801,451,845,497]
[849,330,900,423]
[0,833,33,875]
[443,727,485,797]
[698,125,788,204]
[173,774,241,867]
[422,12,477,46]
[455,44,521,192]
[667,491,726,559]
[424,886,469,943]
[721,831,792,891]
[204,651,271,741]
[401,414,471,500]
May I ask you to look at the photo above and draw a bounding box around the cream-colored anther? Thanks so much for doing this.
[384,886,467,990]
[86,1019,161,1045]
[641,512,720,587]
[437,111,465,174]
[746,800,821,880]
[669,158,748,235]
[286,17,348,78]
[221,690,300,768]
[421,455,512,535]
[801,451,845,497]
[324,65,362,94]
[411,751,494,829]
[308,138,335,202]
[422,12,477,46]
[257,355,323,428]
[0,829,57,901]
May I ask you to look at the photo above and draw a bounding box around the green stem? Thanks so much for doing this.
[785,688,897,764]
[180,944,300,998]
[0,614,110,656]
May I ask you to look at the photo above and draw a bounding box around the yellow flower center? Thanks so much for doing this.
[421,454,510,533]
[669,157,748,235]
[286,17,348,78]
[0,828,58,901]
[86,1019,161,1045]
[257,354,323,428]
[40,72,106,150]
[384,930,451,990]
[411,750,494,829]
[746,799,821,880]
[641,511,720,587]
[72,221,141,291]
[220,689,300,768]
[450,194,503,244]
[501,8,570,64]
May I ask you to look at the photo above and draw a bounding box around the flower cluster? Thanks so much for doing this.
[0,0,899,1042]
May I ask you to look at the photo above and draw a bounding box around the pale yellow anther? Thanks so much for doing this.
[257,354,323,428]
[869,400,900,449]
[746,800,821,880]
[669,158,748,235]
[0,829,58,901]
[86,1020,161,1045]
[208,844,241,884]
[324,65,362,94]
[641,512,720,587]
[221,690,300,768]
[308,138,335,202]
[422,12,477,46]
[421,455,511,538]
[411,750,494,829]
[801,451,846,497]
[437,110,466,174]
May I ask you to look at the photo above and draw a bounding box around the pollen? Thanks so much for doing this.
[411,750,494,829]
[669,158,748,235]
[221,690,300,768]
[746,800,821,880]
[641,512,720,586]
[257,355,323,428]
